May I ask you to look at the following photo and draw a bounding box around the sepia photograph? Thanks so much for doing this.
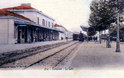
[0,0,124,78]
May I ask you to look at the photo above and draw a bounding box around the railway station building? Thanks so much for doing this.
[0,3,61,44]
[54,24,73,40]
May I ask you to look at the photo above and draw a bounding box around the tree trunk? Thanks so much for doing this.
[99,31,102,44]
[115,13,121,52]
[106,26,111,48]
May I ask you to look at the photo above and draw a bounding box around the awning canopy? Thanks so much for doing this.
[15,20,63,33]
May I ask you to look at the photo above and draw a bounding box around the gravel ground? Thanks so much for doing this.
[1,41,124,70]
[69,41,124,70]
[0,40,72,53]
[29,42,80,70]
[1,41,77,69]
[52,41,124,70]
[0,41,72,67]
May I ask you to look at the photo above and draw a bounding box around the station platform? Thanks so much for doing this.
[0,39,72,54]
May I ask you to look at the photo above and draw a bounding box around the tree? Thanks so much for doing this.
[88,0,123,47]
[89,0,124,30]
[109,0,124,13]
[108,0,124,52]
[87,26,96,36]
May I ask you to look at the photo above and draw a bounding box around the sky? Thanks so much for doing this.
[0,0,93,32]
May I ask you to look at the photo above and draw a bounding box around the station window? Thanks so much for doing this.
[42,19,45,26]
[48,22,50,27]
[52,23,54,28]
[46,21,47,26]
[37,17,39,24]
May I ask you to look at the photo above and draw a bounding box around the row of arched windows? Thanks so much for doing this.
[42,19,54,28]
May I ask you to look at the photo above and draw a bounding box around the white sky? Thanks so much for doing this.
[0,0,92,32]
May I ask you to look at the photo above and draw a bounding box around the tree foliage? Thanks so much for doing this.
[87,26,96,36]
[88,0,124,32]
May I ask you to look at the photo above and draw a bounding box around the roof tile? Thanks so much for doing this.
[0,9,32,22]
[54,24,68,31]
[3,5,35,10]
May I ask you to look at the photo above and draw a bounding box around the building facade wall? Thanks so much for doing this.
[13,10,54,28]
[55,27,68,40]
[0,17,15,44]
[59,32,65,40]
[36,12,54,28]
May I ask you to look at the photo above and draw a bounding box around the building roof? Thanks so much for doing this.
[2,4,55,21]
[54,24,68,32]
[0,9,32,22]
[2,5,35,10]
[54,24,63,27]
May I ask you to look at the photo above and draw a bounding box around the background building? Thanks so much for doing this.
[54,24,73,40]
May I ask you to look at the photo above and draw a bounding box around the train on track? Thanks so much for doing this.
[73,32,86,41]
[73,33,79,40]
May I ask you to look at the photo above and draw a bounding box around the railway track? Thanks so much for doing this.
[0,41,72,67]
[27,42,81,69]
[0,41,80,69]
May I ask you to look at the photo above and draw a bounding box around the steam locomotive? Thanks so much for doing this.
[73,33,85,41]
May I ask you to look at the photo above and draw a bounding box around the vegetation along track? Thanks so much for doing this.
[0,41,72,67]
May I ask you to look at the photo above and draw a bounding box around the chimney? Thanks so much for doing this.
[21,3,31,6]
